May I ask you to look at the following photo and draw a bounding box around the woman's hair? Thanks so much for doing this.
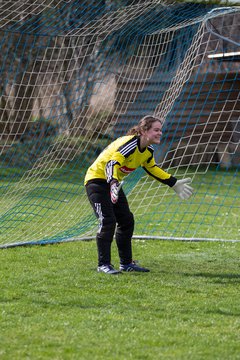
[126,115,162,136]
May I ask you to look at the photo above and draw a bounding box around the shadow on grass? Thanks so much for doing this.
[182,272,240,284]
[206,309,240,317]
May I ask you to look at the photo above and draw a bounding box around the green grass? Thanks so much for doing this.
[0,240,240,359]
[0,164,239,360]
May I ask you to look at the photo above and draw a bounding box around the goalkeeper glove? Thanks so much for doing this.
[110,180,123,204]
[172,178,193,200]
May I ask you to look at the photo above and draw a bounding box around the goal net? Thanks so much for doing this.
[0,0,239,247]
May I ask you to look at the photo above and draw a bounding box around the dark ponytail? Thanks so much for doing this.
[127,115,162,136]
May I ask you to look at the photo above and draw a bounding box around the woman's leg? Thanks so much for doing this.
[114,189,134,265]
[86,181,116,266]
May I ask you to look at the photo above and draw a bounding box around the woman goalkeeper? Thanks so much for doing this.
[84,116,193,274]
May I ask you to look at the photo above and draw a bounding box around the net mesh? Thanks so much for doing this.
[0,0,239,246]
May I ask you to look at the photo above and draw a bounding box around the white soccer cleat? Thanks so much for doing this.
[97,264,122,275]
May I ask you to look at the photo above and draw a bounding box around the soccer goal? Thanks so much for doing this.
[0,0,239,248]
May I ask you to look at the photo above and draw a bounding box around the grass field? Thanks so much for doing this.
[0,165,239,358]
[0,239,240,360]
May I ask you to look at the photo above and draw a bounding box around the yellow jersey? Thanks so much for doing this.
[84,135,176,187]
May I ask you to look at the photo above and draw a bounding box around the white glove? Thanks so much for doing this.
[110,180,124,204]
[172,178,193,200]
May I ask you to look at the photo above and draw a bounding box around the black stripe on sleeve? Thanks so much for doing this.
[143,166,177,187]
[106,160,120,182]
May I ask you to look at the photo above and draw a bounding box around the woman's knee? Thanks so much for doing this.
[117,211,134,229]
[100,215,117,234]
